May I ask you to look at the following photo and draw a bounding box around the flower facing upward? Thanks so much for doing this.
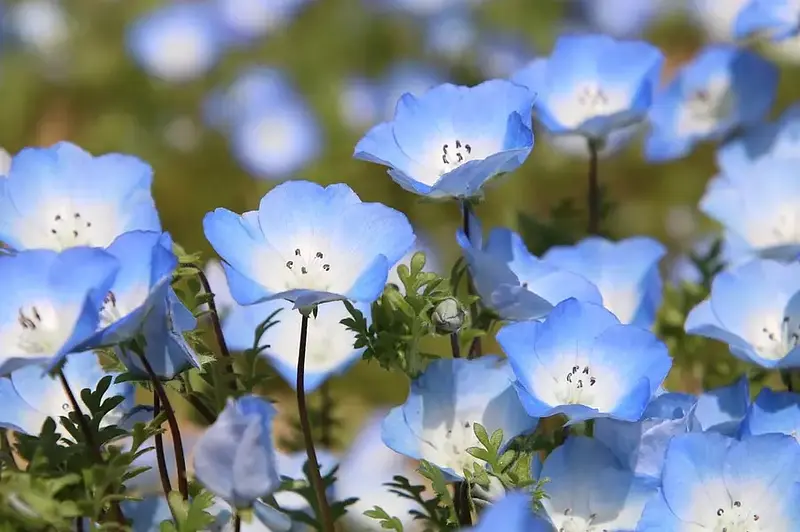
[0,142,160,252]
[497,299,672,423]
[203,180,415,311]
[0,247,119,375]
[514,33,662,141]
[354,80,535,198]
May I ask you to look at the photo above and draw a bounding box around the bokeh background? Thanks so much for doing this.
[1,0,797,460]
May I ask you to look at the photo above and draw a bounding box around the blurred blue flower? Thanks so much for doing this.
[466,492,550,532]
[717,103,800,173]
[229,97,322,180]
[336,412,425,531]
[338,76,384,132]
[193,395,281,508]
[537,437,656,531]
[204,181,415,310]
[594,392,695,480]
[6,0,69,56]
[0,247,118,374]
[127,2,223,83]
[645,45,778,162]
[424,10,477,62]
[516,34,662,141]
[497,299,672,423]
[542,236,666,328]
[475,33,534,79]
[735,0,800,41]
[204,67,296,131]
[741,387,800,440]
[354,80,535,198]
[92,231,178,347]
[638,432,800,530]
[0,353,132,438]
[456,218,602,321]
[374,0,483,17]
[0,142,160,252]
[213,0,311,43]
[690,0,748,42]
[690,376,750,435]
[685,259,800,368]
[222,299,368,392]
[115,290,200,380]
[378,62,445,122]
[381,356,537,481]
[573,0,667,38]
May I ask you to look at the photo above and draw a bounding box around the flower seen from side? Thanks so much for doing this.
[741,387,800,441]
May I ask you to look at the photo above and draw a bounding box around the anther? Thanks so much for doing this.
[51,229,57,234]
[74,213,80,219]
[577,380,583,389]
[455,140,462,149]
[465,144,471,153]
[54,214,61,221]
[582,366,589,374]
[295,249,301,256]
[286,261,293,269]
[72,230,78,237]
[301,267,308,274]
[566,373,572,383]
[323,264,330,271]
[32,307,41,321]
[572,365,579,374]
[590,377,596,386]
[716,509,724,516]
[316,252,323,259]
[733,501,741,507]
[754,515,759,521]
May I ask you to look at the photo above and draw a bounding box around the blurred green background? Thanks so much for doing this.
[2,0,799,444]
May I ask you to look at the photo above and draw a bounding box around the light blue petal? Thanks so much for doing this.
[469,491,551,532]
[691,376,750,434]
[741,387,800,438]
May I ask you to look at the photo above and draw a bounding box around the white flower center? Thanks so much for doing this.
[744,204,800,251]
[713,501,762,532]
[549,82,630,130]
[15,302,69,354]
[421,420,479,476]
[556,364,598,405]
[556,509,596,532]
[677,78,734,137]
[438,139,474,176]
[48,210,96,249]
[752,314,800,361]
[100,291,124,328]
[282,247,334,291]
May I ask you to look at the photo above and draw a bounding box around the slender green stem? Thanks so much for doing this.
[133,350,189,500]
[233,514,241,532]
[449,333,461,359]
[75,517,84,532]
[782,370,795,392]
[587,139,600,235]
[152,392,173,496]
[460,200,482,359]
[57,371,126,525]
[319,382,333,448]
[296,312,335,532]
[453,481,472,526]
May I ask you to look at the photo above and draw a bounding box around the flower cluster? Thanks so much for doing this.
[3,4,800,532]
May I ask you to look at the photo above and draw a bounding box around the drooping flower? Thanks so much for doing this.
[741,387,800,441]
[0,247,119,374]
[645,45,778,162]
[354,79,535,198]
[335,412,426,532]
[536,437,656,531]
[456,220,602,321]
[594,392,696,480]
[514,34,662,141]
[466,492,551,532]
[0,353,133,438]
[735,0,800,41]
[126,2,223,83]
[0,142,160,252]
[203,181,415,310]
[497,299,672,423]
[381,356,538,481]
[90,231,179,348]
[685,259,800,368]
[193,395,281,508]
[115,290,200,380]
[542,236,666,328]
[638,432,800,530]
[717,103,800,173]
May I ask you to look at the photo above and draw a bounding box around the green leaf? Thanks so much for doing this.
[417,461,456,524]
[364,506,404,531]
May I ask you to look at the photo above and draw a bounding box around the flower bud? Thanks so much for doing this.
[432,297,466,333]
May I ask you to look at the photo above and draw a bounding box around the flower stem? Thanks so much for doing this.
[319,382,333,448]
[152,392,173,496]
[460,200,482,359]
[587,139,600,235]
[449,333,461,359]
[296,312,335,532]
[133,350,189,500]
[57,371,126,525]
[233,514,241,532]
[781,370,795,392]
[453,481,472,526]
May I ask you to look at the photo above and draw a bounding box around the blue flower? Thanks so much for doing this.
[537,437,656,531]
[0,353,133,438]
[717,103,800,173]
[115,290,200,380]
[497,299,672,423]
[456,219,602,321]
[466,492,551,532]
[424,10,477,62]
[690,376,751,435]
[372,0,483,17]
[0,247,119,374]
[594,392,696,479]
[685,259,800,368]
[741,387,800,440]
[193,395,281,508]
[335,412,426,532]
[222,299,368,392]
[574,0,667,38]
[542,237,666,328]
[378,61,445,121]
[126,2,223,83]
[645,45,778,162]
[354,79,535,198]
[516,34,662,141]
[638,432,800,530]
[689,0,747,42]
[203,181,415,310]
[0,142,160,251]
[381,356,538,481]
[213,0,311,43]
[91,231,178,347]
[735,0,800,41]
[338,76,384,132]
[700,158,800,262]
[475,33,534,79]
